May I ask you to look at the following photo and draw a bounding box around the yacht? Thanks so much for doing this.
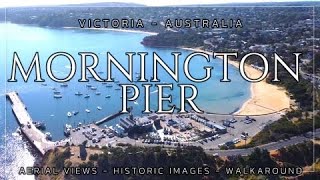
[86,83,92,87]
[97,106,102,110]
[67,112,72,117]
[105,95,111,98]
[91,86,97,90]
[54,95,62,98]
[33,121,46,130]
[84,94,90,98]
[95,92,101,95]
[75,92,83,96]
[45,132,52,140]
[60,83,68,87]
[53,91,61,95]
[64,124,72,136]
[85,109,90,113]
[73,111,79,116]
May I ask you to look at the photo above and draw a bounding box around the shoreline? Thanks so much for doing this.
[62,27,290,116]
[179,47,291,116]
[63,26,158,35]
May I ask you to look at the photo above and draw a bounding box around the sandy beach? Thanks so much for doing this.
[180,47,291,116]
[64,27,158,35]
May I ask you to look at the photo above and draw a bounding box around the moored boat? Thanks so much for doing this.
[75,92,83,96]
[45,132,52,140]
[60,83,68,87]
[54,95,62,98]
[64,124,72,136]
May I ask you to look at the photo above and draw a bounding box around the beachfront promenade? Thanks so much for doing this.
[6,92,55,155]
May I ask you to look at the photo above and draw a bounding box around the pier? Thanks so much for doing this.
[95,111,123,125]
[6,92,55,156]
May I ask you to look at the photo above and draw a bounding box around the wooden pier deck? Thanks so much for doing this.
[6,92,55,155]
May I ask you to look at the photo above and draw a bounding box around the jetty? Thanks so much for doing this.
[6,92,55,155]
[95,111,123,125]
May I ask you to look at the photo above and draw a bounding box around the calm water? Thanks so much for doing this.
[0,23,250,179]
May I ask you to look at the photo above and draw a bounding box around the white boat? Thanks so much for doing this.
[97,106,102,110]
[67,112,72,117]
[91,86,97,90]
[84,94,90,98]
[85,109,90,113]
[105,95,111,98]
[75,92,83,96]
[95,92,101,95]
[45,132,52,140]
[64,124,72,136]
[54,95,62,98]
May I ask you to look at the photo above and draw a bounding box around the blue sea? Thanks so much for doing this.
[0,23,250,179]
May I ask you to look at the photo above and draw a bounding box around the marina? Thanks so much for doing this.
[6,91,131,155]
[6,90,285,158]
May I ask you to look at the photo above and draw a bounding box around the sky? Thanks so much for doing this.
[0,0,315,7]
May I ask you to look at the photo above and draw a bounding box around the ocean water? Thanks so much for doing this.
[0,23,250,179]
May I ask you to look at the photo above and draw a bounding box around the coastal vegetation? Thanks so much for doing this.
[247,111,320,146]
[40,141,319,179]
[141,31,205,48]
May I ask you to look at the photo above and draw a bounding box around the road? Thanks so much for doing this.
[206,129,320,156]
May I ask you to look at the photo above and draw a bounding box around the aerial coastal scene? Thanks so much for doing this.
[0,0,320,179]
